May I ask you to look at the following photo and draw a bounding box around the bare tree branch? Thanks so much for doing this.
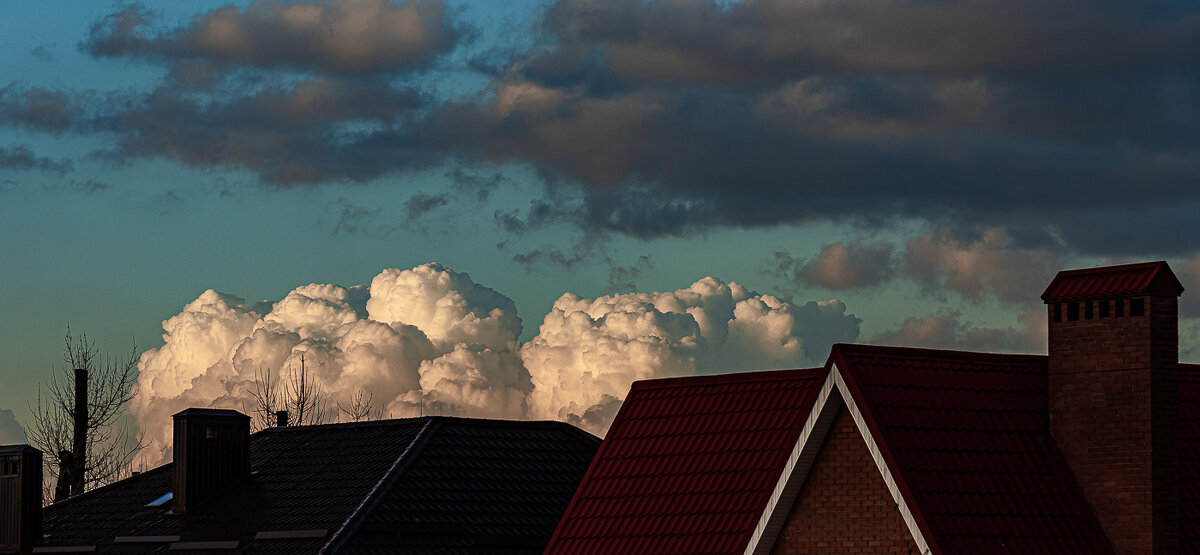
[338,390,381,423]
[26,326,143,503]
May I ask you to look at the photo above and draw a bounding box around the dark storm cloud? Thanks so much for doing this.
[84,0,462,75]
[0,145,72,174]
[404,192,448,219]
[325,197,387,236]
[603,255,654,294]
[403,0,1200,253]
[535,0,1200,83]
[2,0,1198,257]
[65,179,112,195]
[0,86,79,134]
[22,0,465,185]
[93,77,427,185]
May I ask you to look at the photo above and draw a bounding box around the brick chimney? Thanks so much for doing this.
[0,445,42,553]
[171,409,250,514]
[1042,261,1184,554]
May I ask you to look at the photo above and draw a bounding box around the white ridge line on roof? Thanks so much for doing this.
[832,363,933,555]
[320,417,438,554]
[744,368,839,555]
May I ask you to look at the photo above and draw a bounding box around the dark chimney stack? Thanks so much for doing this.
[53,451,72,503]
[1042,261,1183,553]
[71,368,86,496]
[1,445,42,553]
[172,409,250,514]
[276,411,288,427]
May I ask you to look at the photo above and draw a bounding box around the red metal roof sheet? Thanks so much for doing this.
[830,344,1115,554]
[1040,260,1183,302]
[544,368,827,555]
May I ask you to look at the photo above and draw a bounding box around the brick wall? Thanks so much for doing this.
[1048,295,1179,554]
[771,406,919,554]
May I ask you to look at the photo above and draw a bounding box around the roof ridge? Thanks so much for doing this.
[630,367,825,391]
[1053,260,1167,276]
[256,415,429,434]
[831,343,1048,364]
[320,417,441,554]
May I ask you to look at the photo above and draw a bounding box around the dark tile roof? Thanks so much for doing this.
[544,368,827,555]
[339,418,601,554]
[830,344,1114,553]
[1041,260,1183,302]
[39,416,598,554]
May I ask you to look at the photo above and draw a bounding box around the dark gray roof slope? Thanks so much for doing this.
[341,419,601,554]
[39,417,599,554]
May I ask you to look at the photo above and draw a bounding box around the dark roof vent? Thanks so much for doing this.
[0,444,42,553]
[276,411,288,427]
[172,409,250,514]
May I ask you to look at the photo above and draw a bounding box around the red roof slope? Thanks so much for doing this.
[544,368,827,555]
[1041,260,1183,302]
[831,344,1114,553]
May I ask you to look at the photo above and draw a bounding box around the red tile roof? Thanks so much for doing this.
[830,344,1114,554]
[543,368,827,555]
[1040,260,1183,302]
[550,342,1200,553]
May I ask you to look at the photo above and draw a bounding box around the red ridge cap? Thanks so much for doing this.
[1041,260,1183,302]
[829,342,1047,366]
[629,367,825,391]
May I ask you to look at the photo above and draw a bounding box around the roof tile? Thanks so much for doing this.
[545,368,827,555]
[831,344,1115,553]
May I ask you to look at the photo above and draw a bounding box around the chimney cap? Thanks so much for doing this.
[172,408,249,420]
[0,444,39,455]
[1041,260,1184,303]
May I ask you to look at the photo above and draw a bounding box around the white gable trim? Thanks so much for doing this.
[742,364,934,555]
[744,368,841,555]
[832,363,934,555]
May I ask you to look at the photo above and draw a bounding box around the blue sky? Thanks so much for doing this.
[3,0,1199,444]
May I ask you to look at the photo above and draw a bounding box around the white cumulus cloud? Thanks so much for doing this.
[132,264,861,464]
[0,409,26,445]
[521,277,860,434]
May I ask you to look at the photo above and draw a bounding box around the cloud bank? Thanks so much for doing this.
[870,306,1046,353]
[0,409,26,445]
[132,263,860,466]
[1,0,1197,255]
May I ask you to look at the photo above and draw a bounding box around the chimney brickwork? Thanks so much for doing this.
[1044,262,1183,554]
[172,408,250,515]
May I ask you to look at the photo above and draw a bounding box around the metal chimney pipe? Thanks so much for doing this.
[71,368,87,496]
[276,411,288,427]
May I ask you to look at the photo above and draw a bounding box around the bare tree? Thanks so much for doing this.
[338,390,382,423]
[248,355,332,431]
[25,328,143,502]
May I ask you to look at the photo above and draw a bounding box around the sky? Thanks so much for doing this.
[2,0,1200,460]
